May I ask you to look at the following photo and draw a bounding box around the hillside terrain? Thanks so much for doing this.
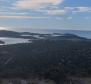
[0,30,90,84]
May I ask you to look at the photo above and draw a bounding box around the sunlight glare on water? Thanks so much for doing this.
[0,27,8,30]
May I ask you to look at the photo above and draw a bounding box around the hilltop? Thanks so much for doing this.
[0,30,90,84]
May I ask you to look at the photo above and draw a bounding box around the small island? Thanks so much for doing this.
[0,40,5,45]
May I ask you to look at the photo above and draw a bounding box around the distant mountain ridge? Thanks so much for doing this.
[0,30,88,45]
[0,30,87,39]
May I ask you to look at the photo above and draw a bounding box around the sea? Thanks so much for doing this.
[0,29,91,45]
[14,29,91,39]
[0,37,29,45]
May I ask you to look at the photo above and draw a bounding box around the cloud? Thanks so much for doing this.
[0,0,91,17]
[64,7,91,13]
[0,15,48,19]
[46,9,66,15]
[35,6,91,16]
[14,0,64,10]
[37,9,67,15]
[0,11,28,15]
[74,7,91,13]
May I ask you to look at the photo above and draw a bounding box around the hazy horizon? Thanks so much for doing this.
[1,26,91,32]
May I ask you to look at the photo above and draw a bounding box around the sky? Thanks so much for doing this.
[0,0,91,31]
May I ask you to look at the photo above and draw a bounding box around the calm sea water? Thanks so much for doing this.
[0,29,91,45]
[7,28,91,39]
[0,37,29,45]
[14,29,91,39]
